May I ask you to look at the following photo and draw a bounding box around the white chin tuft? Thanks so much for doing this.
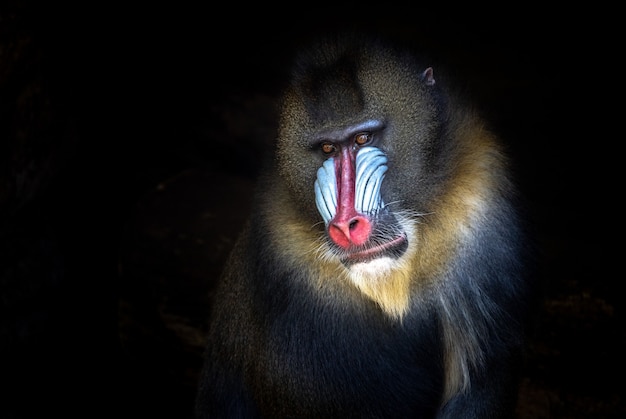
[348,256,396,279]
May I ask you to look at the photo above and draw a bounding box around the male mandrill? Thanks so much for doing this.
[195,34,534,418]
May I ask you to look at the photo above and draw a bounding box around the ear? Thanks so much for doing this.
[421,67,435,86]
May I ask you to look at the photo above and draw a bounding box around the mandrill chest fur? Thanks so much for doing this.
[245,241,444,417]
[195,34,534,419]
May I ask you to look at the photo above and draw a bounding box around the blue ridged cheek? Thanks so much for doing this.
[354,147,387,215]
[314,158,337,225]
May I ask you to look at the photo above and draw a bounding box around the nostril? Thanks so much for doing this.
[348,216,371,246]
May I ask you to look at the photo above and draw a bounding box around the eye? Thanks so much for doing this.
[321,142,336,154]
[354,132,371,146]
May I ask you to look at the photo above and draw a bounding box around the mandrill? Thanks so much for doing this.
[195,33,535,418]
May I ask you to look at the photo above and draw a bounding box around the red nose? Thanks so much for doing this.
[328,214,372,249]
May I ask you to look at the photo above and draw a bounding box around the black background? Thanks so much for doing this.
[1,2,621,418]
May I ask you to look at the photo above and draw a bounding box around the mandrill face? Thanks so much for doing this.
[314,140,409,267]
[275,40,441,297]
[272,37,465,318]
